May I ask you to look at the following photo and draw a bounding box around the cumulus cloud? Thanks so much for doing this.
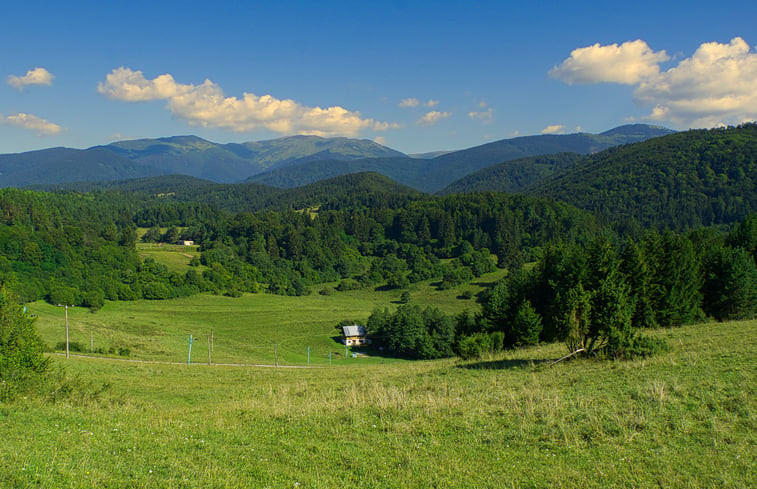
[98,67,397,137]
[636,37,757,127]
[399,98,439,108]
[399,98,420,108]
[7,67,55,90]
[417,111,451,126]
[552,37,757,128]
[469,107,494,123]
[541,124,565,134]
[2,113,63,135]
[549,40,669,84]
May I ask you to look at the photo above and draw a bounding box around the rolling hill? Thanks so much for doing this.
[31,171,425,213]
[436,153,583,196]
[524,124,757,229]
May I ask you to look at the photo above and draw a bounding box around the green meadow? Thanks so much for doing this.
[1,316,755,488]
[27,268,503,366]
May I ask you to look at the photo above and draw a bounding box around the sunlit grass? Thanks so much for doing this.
[2,319,755,487]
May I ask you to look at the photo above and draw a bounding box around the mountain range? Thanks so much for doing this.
[0,135,404,187]
[21,123,757,231]
[1,124,673,191]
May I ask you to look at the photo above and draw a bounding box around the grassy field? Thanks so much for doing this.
[136,242,202,274]
[1,317,755,487]
[27,270,504,366]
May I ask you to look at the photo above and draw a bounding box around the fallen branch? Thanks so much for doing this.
[547,348,585,367]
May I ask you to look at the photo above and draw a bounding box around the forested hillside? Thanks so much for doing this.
[526,124,757,230]
[437,153,582,195]
[33,172,426,214]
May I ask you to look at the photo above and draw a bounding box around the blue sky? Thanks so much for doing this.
[1,0,756,155]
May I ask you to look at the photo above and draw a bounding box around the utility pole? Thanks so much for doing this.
[207,334,212,365]
[187,335,193,364]
[307,346,310,366]
[57,304,73,359]
[274,344,279,367]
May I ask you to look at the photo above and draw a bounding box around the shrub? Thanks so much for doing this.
[0,287,50,400]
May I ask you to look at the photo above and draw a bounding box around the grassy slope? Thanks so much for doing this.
[1,319,754,487]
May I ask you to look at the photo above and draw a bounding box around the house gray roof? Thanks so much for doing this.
[342,325,366,337]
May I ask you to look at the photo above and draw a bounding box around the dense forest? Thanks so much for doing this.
[527,124,757,231]
[1,124,756,360]
[0,184,599,304]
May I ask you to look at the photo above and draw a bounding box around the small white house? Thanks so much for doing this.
[178,240,195,246]
[342,325,371,346]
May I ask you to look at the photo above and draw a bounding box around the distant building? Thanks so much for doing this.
[342,325,371,346]
[178,240,195,246]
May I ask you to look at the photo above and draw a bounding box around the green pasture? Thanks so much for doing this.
[27,269,504,366]
[1,319,755,487]
[136,242,201,273]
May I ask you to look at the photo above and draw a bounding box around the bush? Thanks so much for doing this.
[0,287,50,400]
[455,331,505,360]
[336,279,361,291]
[55,341,85,353]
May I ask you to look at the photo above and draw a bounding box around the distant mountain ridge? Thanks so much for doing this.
[247,124,675,192]
[0,124,672,190]
[1,135,407,187]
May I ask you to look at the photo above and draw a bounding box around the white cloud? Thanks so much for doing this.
[549,40,669,85]
[373,136,387,146]
[541,124,565,134]
[468,107,493,123]
[635,37,757,127]
[399,98,439,108]
[399,98,420,108]
[417,111,451,126]
[2,113,63,135]
[7,67,55,90]
[98,67,397,137]
[552,37,757,128]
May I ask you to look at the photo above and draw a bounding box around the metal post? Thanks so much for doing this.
[307,346,310,366]
[207,334,212,365]
[274,344,279,367]
[65,305,70,359]
[188,334,193,364]
[329,351,332,366]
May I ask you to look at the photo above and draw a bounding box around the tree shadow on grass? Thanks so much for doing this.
[457,358,549,370]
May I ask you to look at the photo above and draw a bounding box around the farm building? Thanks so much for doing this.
[342,325,371,346]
